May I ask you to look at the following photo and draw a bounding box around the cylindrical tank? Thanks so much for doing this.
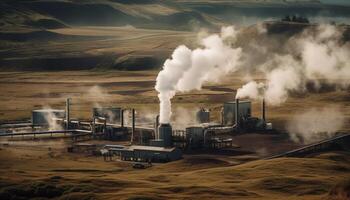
[158,123,172,147]
[196,108,210,124]
[186,126,204,148]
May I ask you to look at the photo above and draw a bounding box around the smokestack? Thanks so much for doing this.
[262,98,266,122]
[221,107,224,125]
[235,98,239,130]
[158,123,172,147]
[120,109,124,127]
[131,109,135,144]
[92,117,96,135]
[155,115,160,139]
[66,98,70,130]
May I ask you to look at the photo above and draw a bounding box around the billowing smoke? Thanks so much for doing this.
[172,106,200,130]
[156,23,350,128]
[236,81,264,100]
[287,107,345,144]
[236,24,350,105]
[42,106,64,131]
[155,26,242,123]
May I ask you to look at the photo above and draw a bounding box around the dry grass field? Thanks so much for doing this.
[1,1,350,200]
[0,140,349,200]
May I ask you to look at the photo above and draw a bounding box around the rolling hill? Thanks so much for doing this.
[0,0,350,71]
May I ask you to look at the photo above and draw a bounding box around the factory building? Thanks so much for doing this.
[111,145,182,162]
[222,100,251,126]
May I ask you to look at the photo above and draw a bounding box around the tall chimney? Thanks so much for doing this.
[131,109,135,144]
[155,115,160,139]
[235,98,239,130]
[66,98,70,130]
[120,109,124,127]
[262,98,266,122]
[221,107,224,125]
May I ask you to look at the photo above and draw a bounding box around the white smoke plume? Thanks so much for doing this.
[236,24,350,105]
[42,106,64,131]
[155,26,242,123]
[156,23,350,126]
[172,106,200,130]
[287,107,345,144]
[236,81,264,100]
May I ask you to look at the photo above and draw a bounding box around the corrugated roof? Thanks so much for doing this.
[128,145,176,152]
[225,100,251,104]
[32,109,65,112]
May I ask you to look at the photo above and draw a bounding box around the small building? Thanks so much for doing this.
[110,145,182,163]
[223,101,251,126]
[32,109,65,126]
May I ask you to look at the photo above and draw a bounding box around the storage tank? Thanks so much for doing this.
[158,123,172,147]
[32,109,65,126]
[196,108,210,123]
[186,126,204,148]
[223,101,251,126]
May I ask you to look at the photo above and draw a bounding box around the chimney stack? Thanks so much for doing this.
[131,109,135,144]
[155,115,160,139]
[66,98,70,130]
[158,123,172,147]
[262,98,266,122]
[120,109,124,127]
[235,98,240,130]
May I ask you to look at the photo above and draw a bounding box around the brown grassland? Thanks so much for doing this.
[1,11,350,199]
[0,140,349,200]
[0,70,349,199]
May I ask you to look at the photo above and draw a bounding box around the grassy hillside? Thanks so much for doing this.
[0,0,350,71]
[0,141,349,200]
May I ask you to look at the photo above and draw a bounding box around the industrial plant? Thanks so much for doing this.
[3,92,347,167]
[0,94,279,163]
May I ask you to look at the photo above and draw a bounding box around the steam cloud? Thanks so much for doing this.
[236,24,350,105]
[156,23,350,124]
[287,107,345,144]
[155,26,242,123]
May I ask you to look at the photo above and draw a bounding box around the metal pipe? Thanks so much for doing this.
[235,98,239,130]
[92,117,96,135]
[104,120,107,134]
[262,98,266,122]
[131,109,135,144]
[66,98,70,130]
[155,115,159,139]
[120,109,124,127]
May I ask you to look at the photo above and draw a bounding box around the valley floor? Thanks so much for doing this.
[0,139,349,200]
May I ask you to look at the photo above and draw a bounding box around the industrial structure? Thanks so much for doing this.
[32,109,65,127]
[1,96,274,163]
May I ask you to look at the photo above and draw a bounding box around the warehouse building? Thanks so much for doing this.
[110,145,182,162]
